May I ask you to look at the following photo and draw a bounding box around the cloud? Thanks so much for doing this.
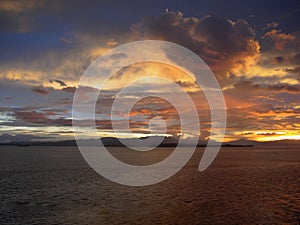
[267,84,300,92]
[292,52,300,64]
[286,66,300,76]
[129,11,260,80]
[233,80,261,91]
[1,8,299,142]
[32,86,49,95]
[262,28,299,51]
[49,79,67,87]
[0,0,62,33]
[61,86,76,93]
[274,56,285,63]
[12,110,72,126]
[0,11,262,89]
[265,22,279,29]
[222,78,300,134]
[231,80,300,94]
[59,37,73,44]
[0,0,60,13]
[0,133,47,143]
[106,39,118,48]
[0,46,111,87]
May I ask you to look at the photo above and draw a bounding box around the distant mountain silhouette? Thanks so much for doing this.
[227,138,300,147]
[227,139,260,146]
[0,136,299,147]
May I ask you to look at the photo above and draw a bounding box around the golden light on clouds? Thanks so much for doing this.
[263,29,296,51]
[234,130,300,142]
[1,6,299,144]
[257,133,300,142]
[230,39,261,76]
[101,61,198,92]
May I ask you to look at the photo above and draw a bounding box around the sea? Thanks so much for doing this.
[0,146,299,224]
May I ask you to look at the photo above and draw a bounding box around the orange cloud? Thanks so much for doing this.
[104,61,198,92]
[263,29,296,51]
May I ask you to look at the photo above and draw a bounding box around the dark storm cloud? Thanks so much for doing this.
[196,16,256,54]
[130,11,259,78]
[131,11,256,53]
[49,79,67,87]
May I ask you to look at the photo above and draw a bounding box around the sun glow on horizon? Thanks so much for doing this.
[256,134,300,142]
[235,130,300,142]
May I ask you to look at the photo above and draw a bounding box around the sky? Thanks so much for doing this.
[0,0,300,143]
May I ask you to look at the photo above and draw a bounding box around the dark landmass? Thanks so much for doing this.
[0,137,299,147]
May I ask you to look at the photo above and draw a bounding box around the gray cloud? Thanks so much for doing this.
[32,86,49,95]
[0,133,47,143]
[49,79,67,87]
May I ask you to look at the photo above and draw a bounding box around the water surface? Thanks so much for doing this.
[0,146,299,224]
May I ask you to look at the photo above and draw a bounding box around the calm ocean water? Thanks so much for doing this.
[0,146,299,224]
